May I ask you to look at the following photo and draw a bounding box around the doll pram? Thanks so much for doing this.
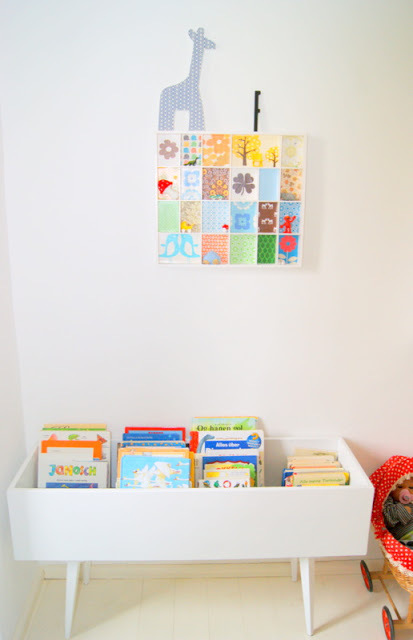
[360,456,413,639]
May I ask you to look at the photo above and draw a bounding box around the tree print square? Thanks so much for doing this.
[157,133,306,266]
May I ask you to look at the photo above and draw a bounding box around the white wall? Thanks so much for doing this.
[0,120,40,639]
[0,0,412,476]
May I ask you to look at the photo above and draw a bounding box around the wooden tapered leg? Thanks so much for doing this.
[65,561,80,639]
[299,557,315,636]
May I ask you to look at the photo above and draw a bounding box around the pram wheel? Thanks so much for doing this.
[360,560,373,591]
[382,605,395,640]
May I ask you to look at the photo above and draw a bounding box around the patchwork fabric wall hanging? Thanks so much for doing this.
[157,133,306,266]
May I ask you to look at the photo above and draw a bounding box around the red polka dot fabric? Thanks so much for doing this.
[370,456,413,573]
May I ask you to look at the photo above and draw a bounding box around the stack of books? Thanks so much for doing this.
[189,416,264,488]
[282,448,350,487]
[37,423,111,488]
[116,427,193,488]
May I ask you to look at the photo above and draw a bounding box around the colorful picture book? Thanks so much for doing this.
[197,429,264,486]
[117,426,192,489]
[200,468,251,488]
[40,439,103,459]
[38,454,108,488]
[189,416,258,453]
[37,424,110,488]
[119,455,191,489]
[125,426,186,440]
[157,133,306,266]
[192,416,258,431]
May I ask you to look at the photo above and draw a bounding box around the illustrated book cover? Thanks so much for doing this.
[119,455,191,489]
[38,454,108,488]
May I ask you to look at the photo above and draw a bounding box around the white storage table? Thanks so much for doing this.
[7,436,373,638]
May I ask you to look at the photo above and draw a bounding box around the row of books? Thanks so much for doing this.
[36,422,352,489]
[115,417,264,489]
[37,424,111,488]
[281,448,350,487]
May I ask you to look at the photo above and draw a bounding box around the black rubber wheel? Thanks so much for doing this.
[360,559,373,592]
[382,605,395,640]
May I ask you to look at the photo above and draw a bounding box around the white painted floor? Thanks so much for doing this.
[24,572,412,640]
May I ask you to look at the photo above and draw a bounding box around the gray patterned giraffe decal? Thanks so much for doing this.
[158,28,216,131]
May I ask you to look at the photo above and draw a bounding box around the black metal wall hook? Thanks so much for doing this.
[254,90,261,132]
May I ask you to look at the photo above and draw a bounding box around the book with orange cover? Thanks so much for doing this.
[40,439,103,459]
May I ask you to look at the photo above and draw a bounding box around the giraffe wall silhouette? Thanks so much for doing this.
[158,28,215,131]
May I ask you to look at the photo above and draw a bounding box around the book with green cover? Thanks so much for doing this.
[192,417,257,431]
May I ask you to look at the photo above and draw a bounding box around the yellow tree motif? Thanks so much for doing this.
[265,146,280,167]
[250,151,263,167]
[232,135,261,166]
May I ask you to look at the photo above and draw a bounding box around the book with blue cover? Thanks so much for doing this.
[45,482,99,488]
[199,430,264,486]
[196,452,259,487]
[122,431,183,442]
[120,455,191,489]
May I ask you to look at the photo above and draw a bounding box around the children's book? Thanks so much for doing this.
[122,431,183,442]
[282,467,346,486]
[204,463,256,486]
[38,454,108,488]
[202,468,251,488]
[120,440,187,448]
[40,429,110,460]
[117,446,189,480]
[293,448,338,459]
[125,426,186,440]
[189,417,258,453]
[287,455,338,468]
[197,451,258,486]
[198,429,263,451]
[119,455,191,489]
[40,446,96,459]
[43,423,107,430]
[284,471,350,487]
[202,452,258,472]
[40,439,103,459]
[45,482,99,488]
[199,430,264,486]
[191,417,258,431]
